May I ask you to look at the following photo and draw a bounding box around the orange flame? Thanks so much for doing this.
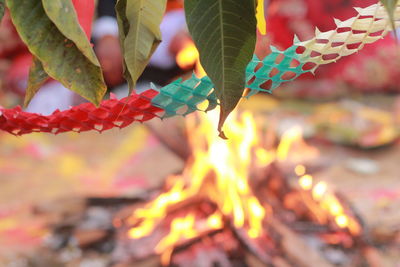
[295,165,361,235]
[127,110,360,264]
[277,126,319,163]
[127,110,271,264]
[176,42,198,70]
[176,40,206,77]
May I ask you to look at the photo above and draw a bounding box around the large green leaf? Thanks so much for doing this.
[116,0,167,91]
[7,0,106,105]
[185,0,257,138]
[42,0,100,66]
[24,57,49,107]
[380,0,399,39]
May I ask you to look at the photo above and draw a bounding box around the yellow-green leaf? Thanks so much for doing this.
[7,0,106,105]
[185,0,257,137]
[24,57,49,107]
[42,0,100,66]
[116,0,167,91]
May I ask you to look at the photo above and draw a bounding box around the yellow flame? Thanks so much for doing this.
[277,126,303,161]
[195,63,207,78]
[335,215,349,228]
[256,148,275,166]
[155,214,197,254]
[127,107,360,260]
[299,174,313,190]
[176,42,199,69]
[277,126,319,163]
[312,181,327,201]
[128,220,155,239]
[207,213,223,230]
[128,109,273,257]
[127,178,186,239]
[160,248,173,267]
[176,41,206,78]
[295,164,306,176]
[156,214,198,266]
[300,177,361,236]
[328,199,344,216]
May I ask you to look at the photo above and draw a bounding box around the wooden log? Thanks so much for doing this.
[86,196,148,207]
[266,218,335,267]
[231,227,275,266]
[73,229,110,248]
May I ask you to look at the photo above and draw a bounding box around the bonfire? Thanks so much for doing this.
[111,109,362,266]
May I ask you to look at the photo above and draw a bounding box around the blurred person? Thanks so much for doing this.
[93,0,124,88]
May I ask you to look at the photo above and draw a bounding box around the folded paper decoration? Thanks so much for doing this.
[246,3,400,96]
[1,3,399,135]
[0,90,162,135]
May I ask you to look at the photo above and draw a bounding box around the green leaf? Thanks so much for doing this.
[0,0,5,22]
[380,0,399,39]
[184,0,257,138]
[7,0,107,105]
[115,0,132,88]
[24,57,49,107]
[42,0,100,66]
[116,0,167,91]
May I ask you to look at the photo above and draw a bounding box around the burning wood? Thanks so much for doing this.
[119,109,363,266]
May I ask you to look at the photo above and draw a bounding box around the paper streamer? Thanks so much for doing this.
[152,74,218,118]
[245,45,311,97]
[0,76,218,135]
[0,90,162,135]
[1,2,399,135]
[246,3,400,95]
[299,4,400,65]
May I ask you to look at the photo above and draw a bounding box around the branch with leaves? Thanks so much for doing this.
[0,0,399,137]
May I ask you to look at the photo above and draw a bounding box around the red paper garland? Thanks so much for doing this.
[0,90,163,135]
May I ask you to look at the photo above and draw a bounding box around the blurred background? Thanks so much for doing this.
[0,0,400,266]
